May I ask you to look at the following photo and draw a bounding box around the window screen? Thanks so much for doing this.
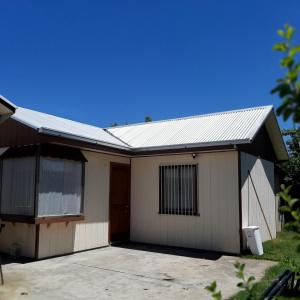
[1,157,36,216]
[38,157,83,217]
[159,164,198,215]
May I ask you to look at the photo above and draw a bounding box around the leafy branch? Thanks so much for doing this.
[271,23,300,123]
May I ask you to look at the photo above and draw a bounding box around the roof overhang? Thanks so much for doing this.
[0,95,17,124]
[264,109,289,161]
[38,127,131,151]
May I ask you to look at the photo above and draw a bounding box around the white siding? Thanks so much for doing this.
[240,152,276,244]
[0,222,36,257]
[37,151,129,258]
[130,151,240,254]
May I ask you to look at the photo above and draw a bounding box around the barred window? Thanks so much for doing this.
[159,164,198,216]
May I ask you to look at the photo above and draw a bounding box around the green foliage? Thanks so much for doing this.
[231,232,300,300]
[234,262,256,300]
[278,184,300,235]
[144,116,152,122]
[205,281,223,300]
[281,128,300,185]
[271,23,300,123]
[205,263,256,300]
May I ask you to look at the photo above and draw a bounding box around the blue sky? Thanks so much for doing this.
[0,0,299,129]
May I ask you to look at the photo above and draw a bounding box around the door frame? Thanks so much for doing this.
[108,162,131,243]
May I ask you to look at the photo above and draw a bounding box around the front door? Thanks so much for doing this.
[109,163,131,243]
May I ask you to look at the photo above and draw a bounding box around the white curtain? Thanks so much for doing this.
[38,157,82,216]
[1,157,36,215]
[161,164,197,214]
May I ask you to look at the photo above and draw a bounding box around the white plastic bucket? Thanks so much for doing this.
[243,226,263,255]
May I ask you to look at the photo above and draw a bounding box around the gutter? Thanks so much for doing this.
[130,139,252,153]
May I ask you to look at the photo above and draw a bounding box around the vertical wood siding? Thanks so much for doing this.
[37,151,129,258]
[240,152,276,243]
[130,151,240,254]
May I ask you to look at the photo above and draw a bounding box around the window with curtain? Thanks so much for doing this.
[0,144,85,218]
[159,164,198,215]
[1,157,36,216]
[38,157,83,217]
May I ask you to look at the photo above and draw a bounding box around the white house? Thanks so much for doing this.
[0,96,288,259]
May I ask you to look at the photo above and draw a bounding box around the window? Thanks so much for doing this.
[159,164,198,215]
[1,157,36,216]
[38,157,83,217]
[0,144,85,219]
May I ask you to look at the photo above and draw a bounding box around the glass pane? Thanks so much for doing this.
[38,157,82,216]
[1,157,36,216]
[181,165,194,213]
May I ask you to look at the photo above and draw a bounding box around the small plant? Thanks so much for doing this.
[278,184,300,235]
[205,281,223,300]
[234,262,256,300]
[277,184,300,283]
[205,262,256,300]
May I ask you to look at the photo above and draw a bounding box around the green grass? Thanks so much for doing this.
[229,231,300,300]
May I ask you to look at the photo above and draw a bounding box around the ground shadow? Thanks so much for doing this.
[0,253,34,266]
[113,241,224,261]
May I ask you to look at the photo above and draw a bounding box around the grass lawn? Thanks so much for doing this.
[229,231,300,300]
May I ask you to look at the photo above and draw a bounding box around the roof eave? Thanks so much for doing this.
[0,95,17,124]
[131,139,251,153]
[38,127,131,151]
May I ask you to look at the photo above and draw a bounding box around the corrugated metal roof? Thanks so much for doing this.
[10,105,287,160]
[107,106,274,150]
[12,107,130,149]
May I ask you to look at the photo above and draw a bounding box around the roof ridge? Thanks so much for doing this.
[107,105,274,129]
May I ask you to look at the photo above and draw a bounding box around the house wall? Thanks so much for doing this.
[37,151,129,258]
[0,149,129,259]
[0,147,37,258]
[240,152,276,244]
[130,151,241,254]
[0,222,36,257]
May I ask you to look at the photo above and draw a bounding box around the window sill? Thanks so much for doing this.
[158,212,200,216]
[0,214,84,224]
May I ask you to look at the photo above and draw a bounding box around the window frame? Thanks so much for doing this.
[0,144,86,223]
[159,164,199,216]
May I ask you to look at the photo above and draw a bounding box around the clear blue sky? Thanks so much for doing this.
[1,0,299,129]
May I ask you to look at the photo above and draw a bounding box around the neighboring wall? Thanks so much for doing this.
[37,151,129,258]
[240,152,276,244]
[131,151,240,254]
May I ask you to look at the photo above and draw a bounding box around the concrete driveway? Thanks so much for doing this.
[0,243,275,300]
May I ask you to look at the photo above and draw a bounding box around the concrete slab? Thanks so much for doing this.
[0,244,276,300]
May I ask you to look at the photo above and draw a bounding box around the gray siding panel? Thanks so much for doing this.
[241,152,276,243]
